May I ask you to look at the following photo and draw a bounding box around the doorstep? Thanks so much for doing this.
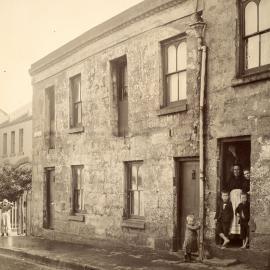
[207,244,270,269]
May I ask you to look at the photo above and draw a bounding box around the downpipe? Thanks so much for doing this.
[199,45,207,260]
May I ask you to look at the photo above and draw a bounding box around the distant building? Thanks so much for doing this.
[0,103,32,168]
[0,109,8,125]
[30,0,270,267]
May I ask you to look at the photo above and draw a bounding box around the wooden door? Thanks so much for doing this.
[178,160,199,248]
[46,169,55,229]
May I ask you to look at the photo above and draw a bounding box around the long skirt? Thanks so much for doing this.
[1,211,11,234]
[230,189,241,234]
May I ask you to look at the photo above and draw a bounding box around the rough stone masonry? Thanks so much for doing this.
[30,0,270,261]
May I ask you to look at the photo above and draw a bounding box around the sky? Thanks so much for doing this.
[0,0,143,113]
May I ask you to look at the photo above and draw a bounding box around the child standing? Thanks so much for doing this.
[235,193,250,248]
[214,191,234,248]
[183,214,200,262]
[0,199,13,236]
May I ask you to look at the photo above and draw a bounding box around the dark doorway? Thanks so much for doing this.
[218,137,251,246]
[44,168,55,230]
[176,158,199,250]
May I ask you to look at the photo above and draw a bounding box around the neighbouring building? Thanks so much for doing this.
[0,109,8,125]
[29,0,270,267]
[0,103,32,168]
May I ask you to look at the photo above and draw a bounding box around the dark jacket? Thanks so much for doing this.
[235,202,250,224]
[242,180,250,193]
[215,200,234,223]
[223,175,244,192]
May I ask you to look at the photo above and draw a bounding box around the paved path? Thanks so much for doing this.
[0,236,257,270]
[0,254,56,270]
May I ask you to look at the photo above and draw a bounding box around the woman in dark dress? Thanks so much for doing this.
[223,164,244,235]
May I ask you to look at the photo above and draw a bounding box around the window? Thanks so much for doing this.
[70,74,82,128]
[240,0,270,73]
[19,128,24,154]
[45,86,55,149]
[11,131,15,155]
[125,161,144,218]
[3,133,7,156]
[111,56,128,137]
[71,165,84,214]
[163,37,187,105]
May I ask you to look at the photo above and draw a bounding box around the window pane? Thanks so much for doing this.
[139,191,144,216]
[177,42,187,71]
[137,165,142,189]
[246,35,259,69]
[261,32,270,66]
[167,45,176,73]
[72,77,81,102]
[259,0,270,31]
[168,74,178,102]
[245,1,258,35]
[132,191,139,216]
[178,71,187,100]
[131,165,137,190]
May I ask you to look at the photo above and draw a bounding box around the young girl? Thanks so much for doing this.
[183,214,200,262]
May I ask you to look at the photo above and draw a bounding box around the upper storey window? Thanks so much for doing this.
[163,37,187,105]
[70,74,82,129]
[240,0,270,73]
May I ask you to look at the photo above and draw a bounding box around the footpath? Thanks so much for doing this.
[0,236,256,270]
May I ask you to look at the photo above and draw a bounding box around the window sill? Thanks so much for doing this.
[2,155,8,158]
[122,218,145,230]
[68,214,85,222]
[68,126,84,134]
[232,69,270,87]
[158,101,187,116]
[18,152,24,156]
[9,153,16,157]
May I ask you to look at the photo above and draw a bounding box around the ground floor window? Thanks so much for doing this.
[217,137,251,248]
[124,161,144,218]
[71,165,84,214]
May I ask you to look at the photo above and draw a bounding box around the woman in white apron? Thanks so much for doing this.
[223,164,244,235]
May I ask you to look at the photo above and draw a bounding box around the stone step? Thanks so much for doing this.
[203,257,239,267]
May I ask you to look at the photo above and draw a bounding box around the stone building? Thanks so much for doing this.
[0,103,32,167]
[30,0,270,266]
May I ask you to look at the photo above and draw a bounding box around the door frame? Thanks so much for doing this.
[216,136,251,243]
[43,167,55,230]
[173,156,199,251]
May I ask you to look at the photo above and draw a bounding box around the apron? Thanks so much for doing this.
[230,189,241,234]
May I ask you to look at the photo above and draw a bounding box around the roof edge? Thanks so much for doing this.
[29,0,189,76]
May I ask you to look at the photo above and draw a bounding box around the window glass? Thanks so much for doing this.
[177,42,187,71]
[168,74,178,102]
[132,191,139,216]
[131,165,137,190]
[167,45,176,73]
[72,77,81,103]
[261,32,270,66]
[137,166,143,189]
[259,0,270,31]
[246,35,259,69]
[178,71,187,100]
[245,1,258,35]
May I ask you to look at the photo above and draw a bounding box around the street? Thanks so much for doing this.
[0,254,57,270]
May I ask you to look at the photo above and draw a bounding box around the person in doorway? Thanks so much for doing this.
[242,169,250,194]
[183,214,200,262]
[0,199,13,236]
[214,191,234,248]
[223,164,244,235]
[235,193,250,248]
